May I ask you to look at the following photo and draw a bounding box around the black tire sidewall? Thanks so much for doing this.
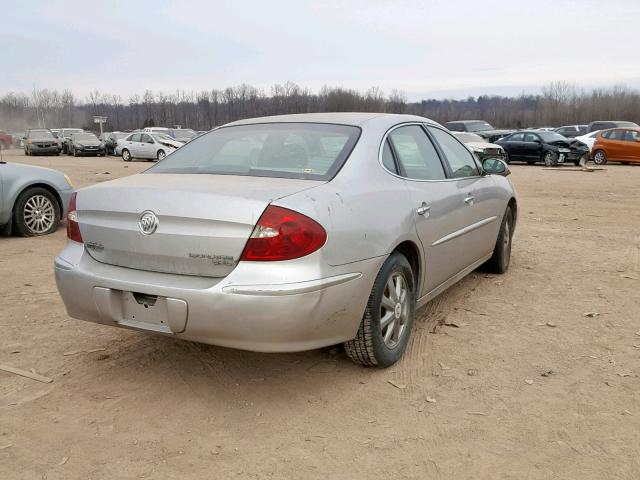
[367,253,416,367]
[122,149,131,162]
[13,187,61,237]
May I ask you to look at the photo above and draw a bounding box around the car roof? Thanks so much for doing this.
[225,112,436,128]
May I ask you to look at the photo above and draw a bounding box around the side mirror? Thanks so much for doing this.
[483,158,510,176]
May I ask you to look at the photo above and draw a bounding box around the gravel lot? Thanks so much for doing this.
[1,148,639,479]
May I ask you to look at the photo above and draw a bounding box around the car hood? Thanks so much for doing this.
[548,139,588,150]
[466,141,504,150]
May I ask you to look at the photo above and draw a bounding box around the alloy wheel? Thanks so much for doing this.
[380,272,409,348]
[23,195,55,234]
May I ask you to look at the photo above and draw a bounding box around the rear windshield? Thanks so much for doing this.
[148,123,361,180]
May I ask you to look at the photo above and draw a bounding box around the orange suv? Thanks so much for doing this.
[592,128,640,165]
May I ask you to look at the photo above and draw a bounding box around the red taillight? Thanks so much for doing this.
[66,192,83,243]
[240,206,327,261]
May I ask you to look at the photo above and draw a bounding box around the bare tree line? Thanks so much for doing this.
[1,81,639,133]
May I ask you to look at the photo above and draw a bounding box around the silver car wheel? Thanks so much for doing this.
[157,150,166,160]
[593,151,606,165]
[380,272,409,348]
[23,195,55,234]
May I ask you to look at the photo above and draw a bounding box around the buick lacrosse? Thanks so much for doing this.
[55,113,517,367]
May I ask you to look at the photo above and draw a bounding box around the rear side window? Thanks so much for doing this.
[381,140,397,174]
[388,125,445,180]
[148,123,360,180]
[130,133,142,142]
[429,127,480,178]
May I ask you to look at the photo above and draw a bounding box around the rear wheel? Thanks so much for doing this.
[13,187,61,237]
[481,206,513,274]
[543,151,558,167]
[122,149,131,162]
[344,252,416,368]
[593,150,607,165]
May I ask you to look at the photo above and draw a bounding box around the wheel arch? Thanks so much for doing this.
[507,197,518,232]
[392,240,421,293]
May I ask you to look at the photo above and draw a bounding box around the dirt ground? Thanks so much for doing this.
[1,148,639,480]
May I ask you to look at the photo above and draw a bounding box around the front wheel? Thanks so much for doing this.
[13,187,61,237]
[122,149,131,162]
[593,150,607,165]
[344,252,416,367]
[543,151,558,167]
[481,206,513,274]
[157,149,166,161]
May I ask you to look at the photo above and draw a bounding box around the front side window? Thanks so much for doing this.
[141,134,154,143]
[508,133,525,142]
[429,127,480,178]
[148,123,360,180]
[523,133,540,143]
[388,125,445,180]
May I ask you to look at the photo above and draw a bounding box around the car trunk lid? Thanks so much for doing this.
[77,173,323,277]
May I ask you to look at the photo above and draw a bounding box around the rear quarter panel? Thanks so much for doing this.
[274,121,422,267]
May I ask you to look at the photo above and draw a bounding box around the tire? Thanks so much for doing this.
[504,153,510,164]
[122,149,131,162]
[593,150,607,165]
[573,159,580,166]
[24,148,29,156]
[480,206,513,274]
[157,149,166,161]
[12,187,61,237]
[344,252,416,368]
[543,151,558,167]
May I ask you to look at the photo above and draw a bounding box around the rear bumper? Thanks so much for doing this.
[54,242,383,352]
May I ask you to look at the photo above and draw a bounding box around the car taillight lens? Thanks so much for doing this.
[66,192,83,243]
[240,206,327,261]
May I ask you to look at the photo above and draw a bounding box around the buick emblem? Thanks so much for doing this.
[139,210,159,235]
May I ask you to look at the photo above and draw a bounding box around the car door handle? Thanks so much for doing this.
[416,203,431,216]
[464,196,475,206]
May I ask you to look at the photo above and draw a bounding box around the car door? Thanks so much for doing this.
[522,133,543,161]
[428,126,501,266]
[603,129,625,159]
[622,130,640,162]
[126,133,143,157]
[140,134,156,159]
[385,124,468,295]
[502,132,525,160]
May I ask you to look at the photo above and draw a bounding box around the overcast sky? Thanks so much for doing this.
[2,0,640,101]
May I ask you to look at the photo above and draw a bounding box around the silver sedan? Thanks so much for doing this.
[54,113,516,367]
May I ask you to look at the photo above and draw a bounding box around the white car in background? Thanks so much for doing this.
[574,130,601,152]
[116,132,180,162]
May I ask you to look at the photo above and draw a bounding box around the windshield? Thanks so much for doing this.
[29,130,54,139]
[454,133,485,143]
[73,133,98,141]
[538,132,568,142]
[467,121,494,132]
[148,123,360,181]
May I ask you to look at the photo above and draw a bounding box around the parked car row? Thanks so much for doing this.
[445,119,640,166]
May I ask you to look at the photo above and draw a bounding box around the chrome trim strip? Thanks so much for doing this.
[432,216,498,247]
[222,272,362,296]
